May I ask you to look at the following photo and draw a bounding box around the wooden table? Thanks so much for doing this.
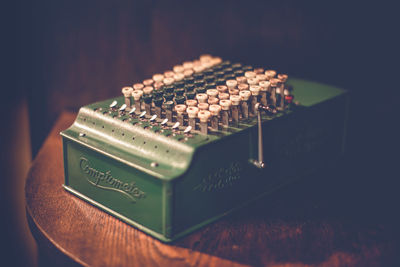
[26,112,397,267]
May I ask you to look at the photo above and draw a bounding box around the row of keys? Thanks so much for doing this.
[102,102,194,140]
[119,55,294,135]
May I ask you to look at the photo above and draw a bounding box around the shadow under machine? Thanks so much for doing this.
[61,55,348,242]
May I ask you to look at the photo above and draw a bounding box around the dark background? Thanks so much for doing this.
[2,0,398,266]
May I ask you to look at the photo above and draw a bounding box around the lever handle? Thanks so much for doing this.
[252,103,276,169]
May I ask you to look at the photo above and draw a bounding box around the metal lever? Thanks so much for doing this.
[252,103,276,169]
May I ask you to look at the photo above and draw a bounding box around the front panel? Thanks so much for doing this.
[63,139,164,235]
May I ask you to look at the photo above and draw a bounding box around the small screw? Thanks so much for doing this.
[151,162,159,167]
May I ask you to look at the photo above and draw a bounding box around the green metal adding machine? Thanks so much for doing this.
[61,55,348,242]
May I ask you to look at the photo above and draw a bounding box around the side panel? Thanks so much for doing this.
[172,95,347,237]
[63,140,164,235]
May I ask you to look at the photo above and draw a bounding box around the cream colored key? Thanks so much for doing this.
[216,85,228,94]
[122,86,133,108]
[220,100,231,110]
[133,83,144,91]
[219,93,229,100]
[196,93,208,103]
[173,65,184,73]
[219,99,231,127]
[198,109,211,121]
[209,104,221,130]
[200,54,212,62]
[239,90,251,101]
[186,106,199,129]
[209,104,221,115]
[193,60,202,67]
[154,81,164,90]
[256,74,268,82]
[229,88,239,95]
[250,85,261,95]
[186,99,197,107]
[143,79,154,87]
[277,74,288,110]
[245,71,256,79]
[193,65,205,73]
[238,83,249,91]
[236,76,247,84]
[259,80,270,90]
[174,73,184,81]
[265,70,277,80]
[250,85,261,115]
[278,74,288,83]
[259,80,270,106]
[143,86,153,95]
[208,97,219,105]
[230,95,241,106]
[202,61,213,69]
[175,104,187,126]
[163,77,175,86]
[197,110,211,134]
[132,90,143,112]
[226,79,238,89]
[254,68,264,74]
[247,77,259,86]
[198,102,209,110]
[152,74,164,83]
[164,71,175,78]
[270,78,280,86]
[239,90,251,119]
[183,69,194,77]
[206,89,218,98]
[175,104,187,114]
[270,78,279,106]
[211,57,222,66]
[183,61,193,70]
[230,95,241,124]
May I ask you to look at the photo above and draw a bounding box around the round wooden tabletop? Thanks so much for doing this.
[25,112,396,267]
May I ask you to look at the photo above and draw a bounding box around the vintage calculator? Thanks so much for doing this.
[61,55,348,242]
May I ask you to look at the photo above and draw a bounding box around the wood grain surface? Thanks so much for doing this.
[25,112,397,267]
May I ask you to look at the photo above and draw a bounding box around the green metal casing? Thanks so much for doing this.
[61,79,348,242]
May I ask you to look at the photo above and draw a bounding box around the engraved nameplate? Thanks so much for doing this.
[79,157,146,202]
